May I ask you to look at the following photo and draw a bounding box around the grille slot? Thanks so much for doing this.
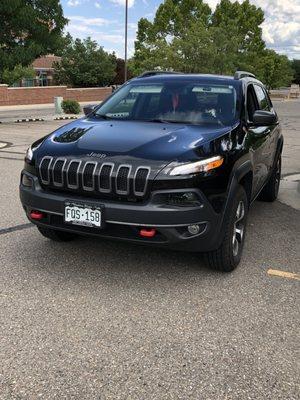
[52,158,66,187]
[99,163,113,192]
[116,165,131,195]
[39,156,52,184]
[67,160,81,189]
[82,162,97,191]
[39,158,150,199]
[134,167,150,196]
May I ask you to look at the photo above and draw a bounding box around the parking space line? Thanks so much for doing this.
[267,269,300,281]
[0,156,24,161]
[0,223,33,236]
[0,150,25,155]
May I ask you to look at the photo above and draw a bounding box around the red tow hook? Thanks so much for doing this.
[30,210,45,220]
[139,228,156,238]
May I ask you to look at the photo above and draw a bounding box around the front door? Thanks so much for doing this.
[245,84,273,197]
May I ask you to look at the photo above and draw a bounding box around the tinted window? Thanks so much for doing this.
[96,81,239,126]
[246,85,258,122]
[254,85,270,111]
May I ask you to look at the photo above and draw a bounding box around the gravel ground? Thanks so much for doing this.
[0,100,299,400]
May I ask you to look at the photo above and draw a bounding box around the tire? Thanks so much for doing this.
[204,185,248,272]
[258,152,281,202]
[37,226,77,242]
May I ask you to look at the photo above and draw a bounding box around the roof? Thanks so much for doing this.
[131,72,263,87]
[32,55,61,70]
[132,73,240,84]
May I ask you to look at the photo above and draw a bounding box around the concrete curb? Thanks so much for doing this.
[0,114,83,124]
[15,118,45,123]
[53,116,78,120]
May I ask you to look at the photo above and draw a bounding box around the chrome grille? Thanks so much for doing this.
[38,158,150,198]
[39,156,52,184]
[134,167,151,196]
[99,163,113,193]
[67,160,81,189]
[82,162,97,191]
[52,158,66,187]
[115,165,131,195]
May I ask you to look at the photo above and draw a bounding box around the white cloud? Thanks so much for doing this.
[66,15,116,43]
[68,15,112,26]
[94,33,124,44]
[67,0,81,6]
[128,22,137,30]
[95,1,101,8]
[256,0,300,58]
[109,0,135,8]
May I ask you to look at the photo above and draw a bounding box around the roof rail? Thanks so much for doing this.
[137,71,181,78]
[234,71,256,80]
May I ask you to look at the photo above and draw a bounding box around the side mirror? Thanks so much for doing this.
[252,110,277,126]
[83,104,97,116]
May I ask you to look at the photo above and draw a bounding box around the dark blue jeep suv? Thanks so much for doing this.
[20,71,282,271]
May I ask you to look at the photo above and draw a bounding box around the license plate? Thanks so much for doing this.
[64,202,102,228]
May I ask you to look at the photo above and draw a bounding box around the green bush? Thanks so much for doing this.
[61,99,81,114]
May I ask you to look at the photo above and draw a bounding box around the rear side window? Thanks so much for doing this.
[254,85,270,111]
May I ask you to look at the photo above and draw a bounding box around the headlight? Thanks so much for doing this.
[25,141,43,162]
[25,146,33,161]
[169,156,224,176]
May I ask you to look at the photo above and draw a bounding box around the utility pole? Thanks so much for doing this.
[124,0,128,82]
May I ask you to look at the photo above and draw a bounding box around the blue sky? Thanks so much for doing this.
[61,0,300,59]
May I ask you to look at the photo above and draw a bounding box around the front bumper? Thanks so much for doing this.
[20,172,224,252]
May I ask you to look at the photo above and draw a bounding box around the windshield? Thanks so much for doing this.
[96,80,239,126]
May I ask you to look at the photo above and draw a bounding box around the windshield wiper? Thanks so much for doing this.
[143,118,179,124]
[92,112,113,120]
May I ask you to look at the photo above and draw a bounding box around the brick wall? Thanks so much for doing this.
[65,87,112,102]
[0,85,112,106]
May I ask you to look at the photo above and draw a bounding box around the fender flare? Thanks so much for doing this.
[225,159,253,210]
[276,135,284,156]
[215,160,253,248]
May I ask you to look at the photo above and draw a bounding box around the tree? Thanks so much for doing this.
[256,50,294,89]
[113,58,133,85]
[2,65,35,86]
[53,37,116,87]
[0,0,67,80]
[171,22,216,73]
[132,0,294,89]
[291,59,300,84]
[211,0,265,74]
[132,0,211,74]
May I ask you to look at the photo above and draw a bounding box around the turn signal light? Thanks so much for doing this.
[140,228,156,238]
[205,157,224,171]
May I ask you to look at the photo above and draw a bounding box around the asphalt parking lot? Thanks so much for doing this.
[0,100,299,399]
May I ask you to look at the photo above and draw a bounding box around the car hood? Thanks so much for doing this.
[37,117,232,165]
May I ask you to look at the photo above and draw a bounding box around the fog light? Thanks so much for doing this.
[21,173,33,187]
[167,192,201,207]
[187,224,200,235]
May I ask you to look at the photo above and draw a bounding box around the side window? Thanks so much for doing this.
[254,85,270,111]
[246,84,259,122]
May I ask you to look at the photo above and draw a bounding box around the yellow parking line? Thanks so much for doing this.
[267,269,300,281]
